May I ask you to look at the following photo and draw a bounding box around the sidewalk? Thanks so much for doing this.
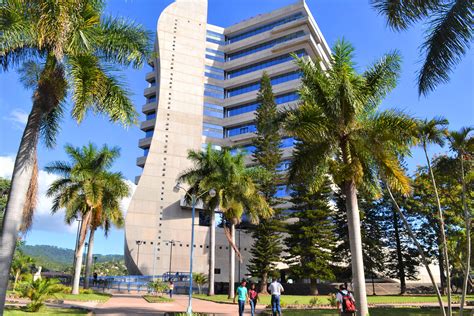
[92,294,267,315]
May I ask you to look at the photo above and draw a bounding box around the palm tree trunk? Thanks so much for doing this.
[423,145,452,316]
[84,228,95,289]
[0,101,43,311]
[392,209,406,295]
[459,153,471,316]
[13,271,20,291]
[387,186,446,316]
[228,223,235,299]
[343,180,369,316]
[208,211,215,296]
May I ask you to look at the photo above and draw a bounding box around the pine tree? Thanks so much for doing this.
[285,178,336,294]
[247,72,283,293]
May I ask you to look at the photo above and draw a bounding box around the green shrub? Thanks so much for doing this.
[147,280,168,296]
[18,278,62,312]
[329,293,338,307]
[309,296,319,306]
[80,288,94,294]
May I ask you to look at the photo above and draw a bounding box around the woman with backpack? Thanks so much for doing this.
[336,284,356,315]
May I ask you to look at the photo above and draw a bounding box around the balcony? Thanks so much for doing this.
[136,156,146,168]
[142,101,157,114]
[138,137,152,149]
[140,119,156,131]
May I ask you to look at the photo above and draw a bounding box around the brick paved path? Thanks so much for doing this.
[93,294,266,315]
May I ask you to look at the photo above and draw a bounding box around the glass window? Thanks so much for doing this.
[205,65,224,74]
[204,104,223,118]
[275,184,293,198]
[206,30,225,45]
[146,96,156,103]
[276,160,291,173]
[230,144,256,155]
[146,112,156,120]
[226,31,305,61]
[280,137,297,148]
[226,12,304,44]
[205,48,225,62]
[145,130,154,138]
[226,71,302,98]
[203,123,223,138]
[143,148,149,156]
[205,72,224,80]
[148,80,156,87]
[225,92,299,117]
[226,50,306,79]
[226,124,256,137]
[204,83,224,99]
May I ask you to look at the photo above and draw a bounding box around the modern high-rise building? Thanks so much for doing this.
[124,0,331,282]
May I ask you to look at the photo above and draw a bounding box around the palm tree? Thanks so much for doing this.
[18,278,62,312]
[84,178,127,289]
[416,117,452,315]
[46,143,130,295]
[0,0,149,306]
[371,0,473,95]
[193,273,208,295]
[448,126,473,315]
[10,247,34,291]
[178,146,272,298]
[284,40,415,316]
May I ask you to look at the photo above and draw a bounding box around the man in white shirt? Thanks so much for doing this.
[268,279,284,316]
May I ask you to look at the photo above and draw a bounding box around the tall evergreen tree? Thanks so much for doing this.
[247,72,283,294]
[375,192,421,294]
[285,177,336,294]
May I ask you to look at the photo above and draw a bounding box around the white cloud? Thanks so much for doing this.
[5,109,29,129]
[0,155,137,235]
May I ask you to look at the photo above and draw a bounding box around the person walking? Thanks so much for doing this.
[268,279,284,316]
[336,284,356,315]
[248,283,259,316]
[233,280,248,316]
[168,280,174,298]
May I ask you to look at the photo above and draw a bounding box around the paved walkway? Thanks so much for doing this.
[92,294,266,315]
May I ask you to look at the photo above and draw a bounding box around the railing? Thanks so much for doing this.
[88,272,208,294]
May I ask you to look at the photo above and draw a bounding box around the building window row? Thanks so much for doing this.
[145,130,154,138]
[226,31,305,61]
[143,148,149,157]
[226,50,306,79]
[275,184,293,198]
[205,72,224,80]
[226,12,304,44]
[226,123,256,137]
[203,102,224,118]
[148,80,156,87]
[146,95,157,103]
[206,30,225,45]
[203,122,223,138]
[226,71,302,98]
[276,159,291,173]
[226,92,299,117]
[146,112,156,120]
[205,48,225,62]
[230,137,296,156]
[204,83,225,99]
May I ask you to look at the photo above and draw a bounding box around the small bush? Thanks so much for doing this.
[147,280,168,296]
[309,296,319,306]
[18,278,62,312]
[80,288,94,294]
[329,293,338,307]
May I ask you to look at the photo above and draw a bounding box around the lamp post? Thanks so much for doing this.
[136,240,145,272]
[173,182,216,316]
[164,239,181,278]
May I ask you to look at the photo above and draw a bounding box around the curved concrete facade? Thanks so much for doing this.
[125,0,209,275]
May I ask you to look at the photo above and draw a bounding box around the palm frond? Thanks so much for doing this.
[418,0,473,95]
[97,16,152,68]
[371,0,442,30]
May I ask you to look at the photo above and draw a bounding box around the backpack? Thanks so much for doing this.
[340,290,356,312]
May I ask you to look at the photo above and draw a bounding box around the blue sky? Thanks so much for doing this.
[0,0,472,255]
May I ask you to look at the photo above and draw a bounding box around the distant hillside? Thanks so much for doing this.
[21,244,123,272]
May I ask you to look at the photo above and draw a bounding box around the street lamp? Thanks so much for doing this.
[173,182,216,315]
[136,240,145,272]
[164,240,181,278]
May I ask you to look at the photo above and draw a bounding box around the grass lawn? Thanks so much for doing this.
[143,295,174,303]
[54,292,111,302]
[4,306,89,315]
[261,308,463,316]
[194,294,474,306]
